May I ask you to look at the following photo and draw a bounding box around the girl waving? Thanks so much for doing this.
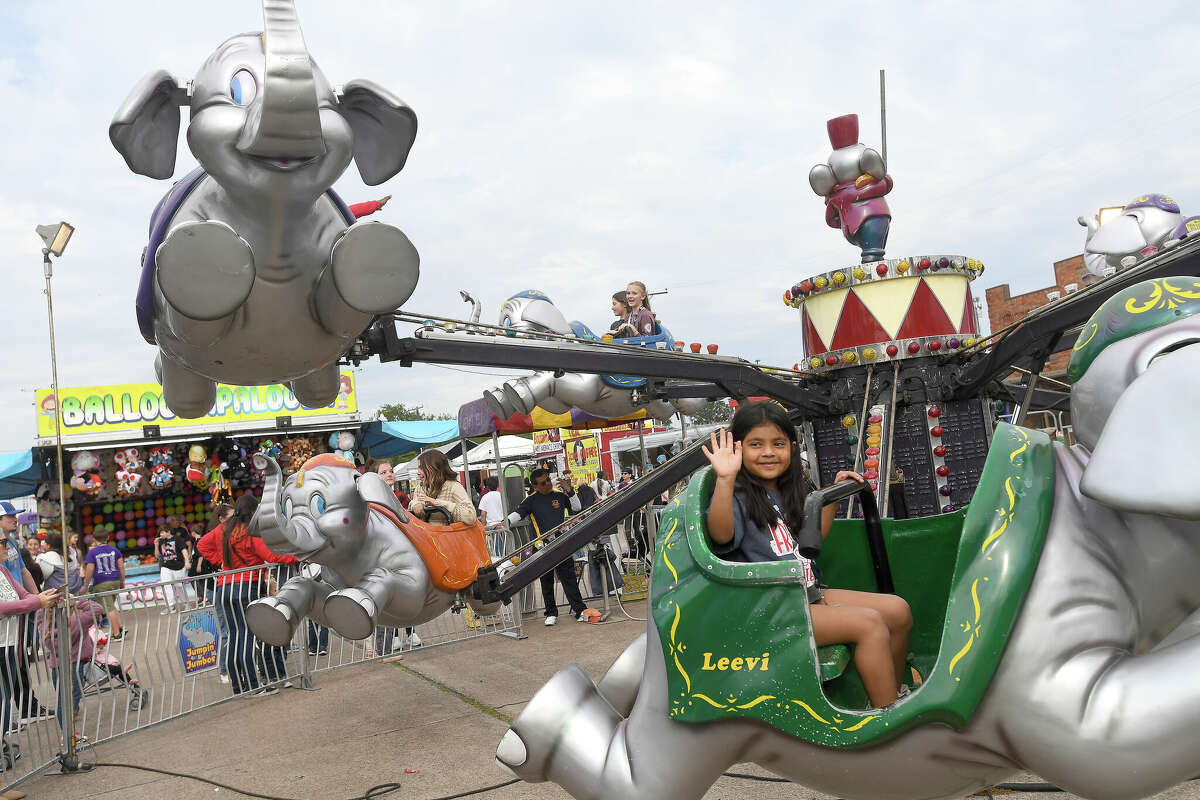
[703,401,912,707]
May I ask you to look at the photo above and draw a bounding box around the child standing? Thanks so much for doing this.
[702,401,912,708]
[83,528,125,640]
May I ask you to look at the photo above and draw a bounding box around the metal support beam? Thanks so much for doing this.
[1013,370,1041,427]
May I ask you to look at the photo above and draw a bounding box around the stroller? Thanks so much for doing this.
[83,628,148,711]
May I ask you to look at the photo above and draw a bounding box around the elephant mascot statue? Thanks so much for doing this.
[496,276,1200,800]
[1078,193,1199,277]
[481,290,707,422]
[244,453,498,646]
[110,0,420,418]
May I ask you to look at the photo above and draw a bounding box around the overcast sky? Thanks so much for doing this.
[1,1,1198,451]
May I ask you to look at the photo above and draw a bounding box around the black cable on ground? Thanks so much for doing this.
[992,783,1064,792]
[87,762,520,800]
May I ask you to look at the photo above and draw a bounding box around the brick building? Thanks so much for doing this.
[984,254,1096,377]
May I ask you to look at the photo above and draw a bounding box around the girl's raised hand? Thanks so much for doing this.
[702,430,742,480]
[834,470,866,484]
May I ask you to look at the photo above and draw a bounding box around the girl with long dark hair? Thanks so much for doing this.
[702,401,912,708]
[196,494,297,695]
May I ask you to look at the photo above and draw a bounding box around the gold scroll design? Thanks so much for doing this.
[947,427,1029,681]
[1073,322,1098,351]
[660,507,692,720]
[677,690,883,735]
[1124,278,1200,314]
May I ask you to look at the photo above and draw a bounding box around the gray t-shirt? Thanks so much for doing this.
[707,487,820,602]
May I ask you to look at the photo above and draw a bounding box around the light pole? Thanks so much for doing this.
[36,221,90,772]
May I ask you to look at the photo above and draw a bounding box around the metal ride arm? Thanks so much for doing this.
[795,478,893,594]
[947,238,1200,398]
[471,433,715,605]
[360,320,831,416]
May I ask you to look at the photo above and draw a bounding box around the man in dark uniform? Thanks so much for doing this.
[508,469,585,626]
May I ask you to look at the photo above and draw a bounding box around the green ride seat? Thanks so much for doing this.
[650,423,1054,748]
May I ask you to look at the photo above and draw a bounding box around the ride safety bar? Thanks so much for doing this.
[797,479,894,594]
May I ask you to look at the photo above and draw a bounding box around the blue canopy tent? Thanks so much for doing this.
[0,450,44,501]
[359,420,461,459]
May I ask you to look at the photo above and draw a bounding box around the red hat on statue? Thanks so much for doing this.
[826,114,859,149]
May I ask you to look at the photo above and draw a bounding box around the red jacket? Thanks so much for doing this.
[196,525,298,586]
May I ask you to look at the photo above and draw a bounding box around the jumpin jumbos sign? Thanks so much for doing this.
[36,371,358,437]
[179,608,220,675]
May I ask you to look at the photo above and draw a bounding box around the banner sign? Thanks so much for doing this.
[532,428,564,455]
[37,370,358,437]
[562,430,601,486]
[179,608,219,675]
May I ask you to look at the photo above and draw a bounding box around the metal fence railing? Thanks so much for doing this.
[3,506,660,790]
[0,556,525,791]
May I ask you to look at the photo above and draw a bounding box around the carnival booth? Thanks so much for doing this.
[33,371,368,567]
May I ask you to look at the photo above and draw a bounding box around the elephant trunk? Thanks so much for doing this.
[236,0,326,159]
[249,453,290,550]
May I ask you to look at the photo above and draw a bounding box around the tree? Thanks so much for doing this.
[376,402,451,421]
[686,400,733,426]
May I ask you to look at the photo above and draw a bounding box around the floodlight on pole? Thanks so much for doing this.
[34,220,87,770]
[36,222,74,257]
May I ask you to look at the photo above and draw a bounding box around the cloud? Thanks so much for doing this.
[1,0,1198,455]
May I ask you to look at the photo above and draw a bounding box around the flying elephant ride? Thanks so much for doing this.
[243,452,500,645]
[480,290,707,423]
[110,0,420,419]
[493,115,1200,800]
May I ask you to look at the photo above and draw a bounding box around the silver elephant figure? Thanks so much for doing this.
[1078,193,1188,276]
[244,453,498,646]
[110,0,420,418]
[496,277,1200,800]
[481,290,706,422]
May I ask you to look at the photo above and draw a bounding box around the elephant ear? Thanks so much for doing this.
[340,79,418,186]
[356,471,409,523]
[110,69,187,180]
[808,163,835,196]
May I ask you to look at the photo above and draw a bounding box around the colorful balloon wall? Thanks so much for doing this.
[78,486,264,551]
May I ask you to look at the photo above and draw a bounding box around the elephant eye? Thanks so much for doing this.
[229,69,258,105]
[310,494,327,516]
[283,497,292,518]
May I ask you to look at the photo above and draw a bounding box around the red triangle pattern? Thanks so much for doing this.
[896,278,956,339]
[960,285,978,335]
[802,306,828,355]
[831,289,892,350]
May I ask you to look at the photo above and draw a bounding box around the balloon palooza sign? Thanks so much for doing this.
[36,371,358,438]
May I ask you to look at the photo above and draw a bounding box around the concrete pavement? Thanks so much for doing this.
[15,599,1200,800]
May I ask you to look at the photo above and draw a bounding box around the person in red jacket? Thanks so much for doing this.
[196,494,297,696]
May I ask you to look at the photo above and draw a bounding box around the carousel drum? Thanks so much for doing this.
[783,256,984,371]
